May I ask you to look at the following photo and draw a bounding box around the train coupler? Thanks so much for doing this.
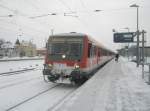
[47,74,60,82]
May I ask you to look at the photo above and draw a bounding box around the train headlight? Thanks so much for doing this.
[48,64,53,68]
[44,64,53,70]
[62,54,66,59]
[74,64,80,69]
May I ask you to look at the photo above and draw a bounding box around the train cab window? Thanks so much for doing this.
[70,43,82,56]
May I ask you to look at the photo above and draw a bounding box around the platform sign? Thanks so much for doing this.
[114,32,134,43]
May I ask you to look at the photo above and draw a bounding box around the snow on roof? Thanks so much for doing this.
[50,32,86,37]
[1,42,13,48]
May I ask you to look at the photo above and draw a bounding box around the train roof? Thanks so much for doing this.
[49,32,86,37]
[49,32,114,53]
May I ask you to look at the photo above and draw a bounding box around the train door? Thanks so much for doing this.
[97,48,101,63]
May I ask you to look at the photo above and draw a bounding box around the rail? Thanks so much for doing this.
[6,84,60,111]
[0,68,35,76]
[0,57,44,62]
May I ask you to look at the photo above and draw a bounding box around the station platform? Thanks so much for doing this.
[51,57,150,111]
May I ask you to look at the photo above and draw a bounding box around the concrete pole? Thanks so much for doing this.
[136,7,140,67]
[125,28,130,61]
[130,4,140,67]
[142,30,145,79]
[148,65,150,84]
[51,29,54,35]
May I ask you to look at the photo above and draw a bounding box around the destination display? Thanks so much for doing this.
[113,32,135,43]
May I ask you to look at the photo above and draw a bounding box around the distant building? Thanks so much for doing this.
[36,48,46,56]
[139,46,150,57]
[0,41,15,57]
[14,39,37,57]
[118,45,150,58]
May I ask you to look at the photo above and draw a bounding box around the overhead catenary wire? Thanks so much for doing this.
[0,1,142,37]
[0,0,137,18]
[0,13,53,37]
[23,0,39,11]
[0,26,43,38]
[0,4,133,19]
[0,14,13,17]
[0,4,16,12]
[0,18,49,40]
[57,0,73,12]
[56,0,94,34]
[0,19,48,34]
[79,0,87,10]
[0,4,27,17]
[0,1,55,34]
[27,7,136,19]
[23,0,56,16]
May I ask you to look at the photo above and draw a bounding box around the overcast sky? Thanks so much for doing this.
[0,0,149,51]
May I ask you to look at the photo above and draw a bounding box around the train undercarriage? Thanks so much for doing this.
[43,68,88,85]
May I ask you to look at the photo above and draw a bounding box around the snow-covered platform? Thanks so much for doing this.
[51,57,150,111]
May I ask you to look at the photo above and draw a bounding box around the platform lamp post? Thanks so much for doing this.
[130,4,140,67]
[123,27,130,60]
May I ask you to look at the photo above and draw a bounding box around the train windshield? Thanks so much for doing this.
[47,36,83,60]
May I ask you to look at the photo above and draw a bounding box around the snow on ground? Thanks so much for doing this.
[0,68,76,111]
[0,70,48,111]
[10,85,77,111]
[51,57,150,111]
[0,57,150,111]
[0,70,43,90]
[0,56,44,61]
[0,59,78,111]
[0,59,44,73]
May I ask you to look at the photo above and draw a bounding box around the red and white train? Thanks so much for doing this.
[43,33,114,84]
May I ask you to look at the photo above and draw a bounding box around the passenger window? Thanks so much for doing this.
[88,43,92,58]
[91,46,94,57]
[94,46,97,56]
[98,48,100,57]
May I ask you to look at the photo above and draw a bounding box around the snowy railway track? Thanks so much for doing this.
[47,87,76,111]
[6,84,61,111]
[0,68,37,77]
[0,76,43,90]
[4,84,78,111]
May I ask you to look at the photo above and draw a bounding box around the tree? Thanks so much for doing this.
[15,39,20,45]
[0,39,5,48]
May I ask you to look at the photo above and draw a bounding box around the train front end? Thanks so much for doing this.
[43,33,86,84]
